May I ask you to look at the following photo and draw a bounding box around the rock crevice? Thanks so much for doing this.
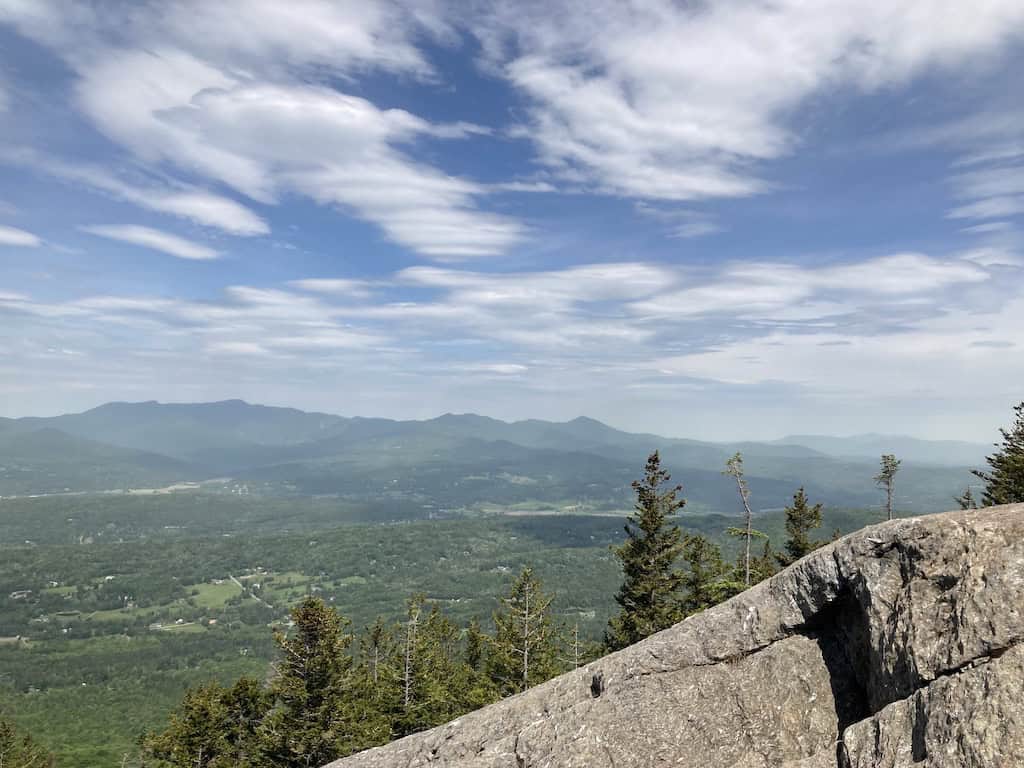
[329,505,1024,768]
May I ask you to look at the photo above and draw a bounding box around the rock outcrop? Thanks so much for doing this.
[328,505,1024,768]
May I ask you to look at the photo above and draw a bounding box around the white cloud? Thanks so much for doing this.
[948,164,1024,222]
[158,0,446,78]
[634,203,722,238]
[631,253,988,318]
[660,296,1024,400]
[0,224,41,246]
[70,53,522,258]
[960,221,1015,235]
[82,224,219,260]
[1,3,522,259]
[2,247,1019,437]
[476,0,1024,201]
[1,148,269,236]
[289,278,373,298]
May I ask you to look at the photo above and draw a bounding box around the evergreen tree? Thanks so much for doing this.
[606,451,686,650]
[0,717,54,768]
[457,618,501,712]
[488,567,560,695]
[259,597,355,767]
[400,594,424,718]
[973,401,1024,506]
[678,534,741,615]
[874,454,901,520]
[748,539,778,584]
[464,618,488,672]
[347,618,401,747]
[776,487,824,567]
[955,485,979,510]
[358,617,400,701]
[144,678,267,767]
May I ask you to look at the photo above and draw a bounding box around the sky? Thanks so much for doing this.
[1,0,1023,441]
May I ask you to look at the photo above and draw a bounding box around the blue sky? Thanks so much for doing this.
[1,0,1023,441]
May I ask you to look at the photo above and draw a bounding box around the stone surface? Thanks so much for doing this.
[328,505,1024,768]
[841,644,1024,767]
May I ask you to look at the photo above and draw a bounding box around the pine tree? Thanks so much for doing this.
[409,605,465,728]
[259,597,355,767]
[776,487,824,567]
[464,618,488,672]
[0,717,54,768]
[606,451,686,650]
[366,618,398,690]
[142,678,268,767]
[749,539,778,584]
[973,401,1024,506]
[488,567,560,695]
[457,618,500,712]
[678,534,741,615]
[874,454,901,520]
[348,618,401,746]
[723,452,766,587]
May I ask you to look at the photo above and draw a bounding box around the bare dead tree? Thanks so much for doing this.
[724,452,755,586]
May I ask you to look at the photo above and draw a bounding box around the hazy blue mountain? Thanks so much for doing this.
[11,399,347,469]
[775,433,989,467]
[0,400,978,512]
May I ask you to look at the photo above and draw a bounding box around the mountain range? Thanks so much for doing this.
[0,400,989,512]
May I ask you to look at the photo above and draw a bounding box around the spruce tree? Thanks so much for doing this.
[464,618,488,672]
[749,539,778,584]
[874,454,901,520]
[488,567,560,695]
[395,597,485,735]
[458,618,500,711]
[678,534,741,615]
[348,617,401,747]
[973,401,1024,506]
[259,597,355,767]
[776,487,824,567]
[144,678,267,767]
[606,451,686,650]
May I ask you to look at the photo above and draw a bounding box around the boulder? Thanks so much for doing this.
[327,505,1024,768]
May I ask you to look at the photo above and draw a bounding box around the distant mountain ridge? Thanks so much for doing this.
[774,433,988,466]
[0,400,984,511]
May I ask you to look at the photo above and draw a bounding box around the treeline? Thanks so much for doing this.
[138,451,825,767]
[142,567,601,768]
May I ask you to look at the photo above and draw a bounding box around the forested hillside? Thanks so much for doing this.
[1,400,980,512]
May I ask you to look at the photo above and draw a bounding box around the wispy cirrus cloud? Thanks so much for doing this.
[1,148,269,236]
[0,224,41,247]
[474,0,1024,202]
[82,224,219,260]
